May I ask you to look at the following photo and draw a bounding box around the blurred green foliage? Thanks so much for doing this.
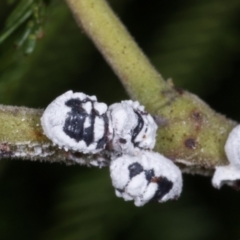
[0,0,240,239]
[0,0,49,54]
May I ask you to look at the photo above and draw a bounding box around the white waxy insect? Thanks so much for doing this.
[110,151,182,207]
[41,90,110,154]
[107,100,158,155]
[212,125,240,189]
[224,124,240,167]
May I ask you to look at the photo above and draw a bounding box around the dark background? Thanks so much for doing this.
[0,0,240,239]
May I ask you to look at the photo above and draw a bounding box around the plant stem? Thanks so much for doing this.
[0,105,103,166]
[0,0,236,174]
[65,0,175,110]
[64,0,237,173]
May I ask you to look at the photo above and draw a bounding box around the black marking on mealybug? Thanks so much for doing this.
[116,188,124,193]
[128,162,144,179]
[63,98,95,145]
[82,118,94,146]
[145,169,155,182]
[96,113,109,149]
[119,138,127,144]
[151,177,173,201]
[131,110,144,146]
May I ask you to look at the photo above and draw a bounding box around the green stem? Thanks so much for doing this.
[64,0,237,173]
[0,0,236,174]
[65,0,175,110]
[0,105,101,165]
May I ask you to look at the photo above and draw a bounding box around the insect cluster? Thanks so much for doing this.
[41,91,183,206]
